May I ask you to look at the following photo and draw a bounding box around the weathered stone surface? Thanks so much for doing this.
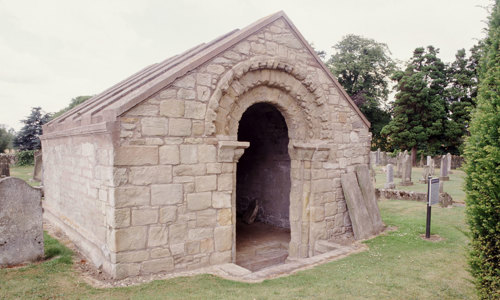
[0,177,43,266]
[113,226,148,251]
[355,165,384,233]
[195,175,217,192]
[214,226,232,251]
[159,145,180,165]
[129,165,172,185]
[151,184,183,205]
[0,155,10,177]
[114,186,150,207]
[159,206,177,224]
[132,208,158,226]
[384,164,395,189]
[33,152,42,181]
[440,155,449,181]
[340,172,375,240]
[187,192,212,210]
[142,257,174,273]
[148,225,169,247]
[141,117,168,136]
[160,99,185,117]
[115,146,158,166]
[169,118,192,136]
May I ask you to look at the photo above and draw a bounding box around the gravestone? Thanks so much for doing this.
[355,165,384,233]
[376,148,381,165]
[429,159,435,176]
[341,172,376,240]
[0,155,9,178]
[439,181,444,193]
[420,166,430,183]
[396,152,403,178]
[384,164,396,189]
[447,153,452,174]
[0,177,43,266]
[400,153,413,186]
[33,152,43,182]
[427,155,432,166]
[380,152,387,166]
[370,151,377,168]
[440,155,449,181]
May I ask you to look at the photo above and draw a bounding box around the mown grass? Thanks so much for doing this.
[374,165,466,203]
[0,200,474,299]
[8,165,40,187]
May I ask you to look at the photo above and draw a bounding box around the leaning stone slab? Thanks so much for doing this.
[0,177,43,266]
[341,172,375,240]
[355,165,384,233]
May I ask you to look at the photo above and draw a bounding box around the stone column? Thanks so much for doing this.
[217,140,249,263]
[440,155,449,181]
[384,164,395,189]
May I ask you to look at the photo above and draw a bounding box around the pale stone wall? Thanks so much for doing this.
[110,18,370,278]
[42,133,115,274]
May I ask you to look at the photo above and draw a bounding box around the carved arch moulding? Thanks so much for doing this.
[204,56,330,139]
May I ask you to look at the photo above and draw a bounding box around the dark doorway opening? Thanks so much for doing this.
[236,102,291,271]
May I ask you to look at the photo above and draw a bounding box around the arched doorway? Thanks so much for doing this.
[235,102,291,271]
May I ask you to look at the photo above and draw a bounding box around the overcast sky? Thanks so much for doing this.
[0,0,491,131]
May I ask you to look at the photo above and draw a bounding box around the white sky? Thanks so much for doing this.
[0,0,491,131]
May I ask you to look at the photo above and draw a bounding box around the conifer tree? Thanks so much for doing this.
[464,0,500,297]
[381,46,448,162]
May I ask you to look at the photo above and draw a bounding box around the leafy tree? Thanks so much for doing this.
[464,1,500,298]
[446,45,481,154]
[52,95,92,119]
[381,46,449,163]
[326,34,396,150]
[0,125,15,153]
[14,107,52,150]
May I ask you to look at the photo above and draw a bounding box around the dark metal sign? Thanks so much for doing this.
[428,178,440,206]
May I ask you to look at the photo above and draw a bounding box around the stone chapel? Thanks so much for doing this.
[41,11,371,279]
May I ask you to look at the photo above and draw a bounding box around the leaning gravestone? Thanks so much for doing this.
[0,155,9,177]
[440,156,449,181]
[341,172,375,240]
[0,177,43,266]
[355,165,384,233]
[33,152,43,182]
[384,164,396,189]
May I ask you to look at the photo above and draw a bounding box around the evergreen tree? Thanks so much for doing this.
[464,0,500,297]
[14,107,52,150]
[326,34,395,150]
[381,46,448,162]
[446,46,480,154]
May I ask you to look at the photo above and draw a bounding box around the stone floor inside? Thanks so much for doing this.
[235,221,290,271]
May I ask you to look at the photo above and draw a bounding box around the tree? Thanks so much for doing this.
[381,46,448,163]
[0,125,15,153]
[464,1,500,298]
[326,35,396,150]
[52,95,92,119]
[446,45,481,154]
[14,107,52,150]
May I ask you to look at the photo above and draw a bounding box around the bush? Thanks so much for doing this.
[464,1,500,298]
[16,150,35,166]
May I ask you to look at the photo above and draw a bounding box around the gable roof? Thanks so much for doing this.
[43,11,369,135]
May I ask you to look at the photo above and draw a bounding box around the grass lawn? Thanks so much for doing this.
[373,165,466,203]
[0,199,474,299]
[8,165,40,187]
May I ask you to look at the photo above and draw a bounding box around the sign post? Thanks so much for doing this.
[426,176,440,238]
